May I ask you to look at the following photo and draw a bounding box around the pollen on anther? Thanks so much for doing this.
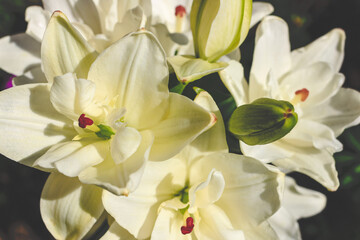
[295,88,309,102]
[175,5,186,17]
[181,217,194,235]
[78,114,94,128]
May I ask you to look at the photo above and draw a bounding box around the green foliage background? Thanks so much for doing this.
[0,0,359,239]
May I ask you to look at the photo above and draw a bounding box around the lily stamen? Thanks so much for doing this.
[175,5,186,33]
[290,88,309,105]
[181,216,194,235]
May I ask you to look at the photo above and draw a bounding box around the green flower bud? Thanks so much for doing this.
[95,124,115,140]
[228,98,298,145]
[191,0,252,62]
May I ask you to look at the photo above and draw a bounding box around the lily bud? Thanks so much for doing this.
[191,0,252,62]
[228,98,298,145]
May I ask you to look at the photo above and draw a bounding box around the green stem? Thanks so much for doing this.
[170,82,188,94]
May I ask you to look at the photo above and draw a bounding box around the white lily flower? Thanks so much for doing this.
[220,16,360,191]
[102,92,284,240]
[0,12,213,195]
[269,177,326,240]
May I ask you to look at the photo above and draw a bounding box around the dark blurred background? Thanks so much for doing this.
[0,0,360,239]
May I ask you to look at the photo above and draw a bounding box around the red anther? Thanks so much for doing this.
[295,88,309,102]
[283,112,293,118]
[78,114,93,128]
[181,217,194,235]
[175,5,186,17]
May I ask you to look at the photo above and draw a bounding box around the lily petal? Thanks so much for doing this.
[149,93,213,162]
[41,173,104,240]
[101,222,138,240]
[0,33,41,76]
[41,11,98,83]
[35,140,108,177]
[0,84,74,166]
[87,30,169,129]
[50,73,97,121]
[250,2,274,28]
[167,55,228,83]
[111,127,142,164]
[25,6,51,42]
[192,152,284,227]
[79,130,154,195]
[219,60,249,106]
[152,208,186,240]
[291,28,345,73]
[250,16,291,101]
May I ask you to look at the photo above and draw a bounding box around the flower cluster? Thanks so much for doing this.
[0,0,359,239]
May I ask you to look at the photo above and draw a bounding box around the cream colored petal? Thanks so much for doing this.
[0,84,74,167]
[111,127,142,164]
[35,140,108,177]
[41,11,98,83]
[283,119,343,153]
[188,169,225,212]
[12,65,47,86]
[0,33,41,76]
[269,207,301,240]
[291,28,345,72]
[196,204,245,240]
[25,6,51,42]
[79,130,154,195]
[149,24,179,57]
[273,146,339,191]
[152,208,186,240]
[178,91,228,161]
[102,155,187,239]
[100,222,138,240]
[41,173,104,240]
[304,88,360,137]
[250,2,274,28]
[250,16,291,101]
[192,153,284,227]
[50,73,97,121]
[167,55,228,83]
[87,30,169,129]
[149,93,214,162]
[43,0,101,33]
[219,60,249,106]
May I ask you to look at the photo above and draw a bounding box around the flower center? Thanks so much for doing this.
[290,88,309,105]
[77,113,115,140]
[181,217,194,235]
[175,5,186,33]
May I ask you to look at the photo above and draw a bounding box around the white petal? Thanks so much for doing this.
[283,119,343,153]
[305,88,360,137]
[250,2,274,28]
[219,60,249,106]
[149,93,213,162]
[12,65,47,86]
[41,11,98,83]
[25,6,51,42]
[167,55,228,83]
[0,84,74,167]
[79,130,154,195]
[179,91,228,160]
[269,208,301,240]
[35,140,108,177]
[280,63,344,107]
[273,146,339,191]
[152,208,186,240]
[88,30,169,129]
[250,16,291,101]
[111,127,142,164]
[192,153,284,227]
[41,173,104,240]
[100,222,138,240]
[43,0,101,33]
[0,33,41,76]
[102,156,187,239]
[291,28,345,72]
[283,177,326,219]
[188,169,225,211]
[50,73,97,121]
[196,204,245,240]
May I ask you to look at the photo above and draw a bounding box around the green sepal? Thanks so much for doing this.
[95,124,115,140]
[228,98,298,145]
